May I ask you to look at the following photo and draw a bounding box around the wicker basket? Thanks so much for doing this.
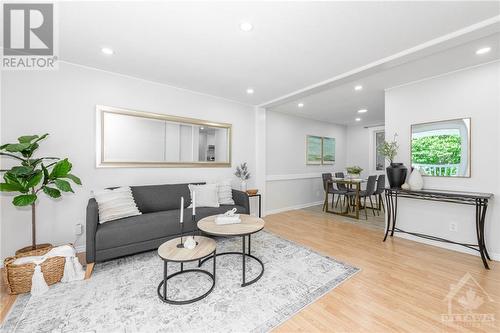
[3,245,65,295]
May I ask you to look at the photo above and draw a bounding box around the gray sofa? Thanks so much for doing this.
[86,183,249,265]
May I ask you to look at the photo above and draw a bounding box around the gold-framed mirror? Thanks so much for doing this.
[96,105,232,168]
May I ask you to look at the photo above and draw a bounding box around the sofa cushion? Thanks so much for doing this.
[95,210,195,250]
[131,183,192,213]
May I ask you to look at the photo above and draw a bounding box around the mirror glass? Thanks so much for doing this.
[97,106,231,167]
[411,118,470,177]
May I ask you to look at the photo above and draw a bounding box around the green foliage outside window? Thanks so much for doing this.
[411,134,461,165]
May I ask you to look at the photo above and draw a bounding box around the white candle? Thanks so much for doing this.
[180,197,184,223]
[192,190,196,215]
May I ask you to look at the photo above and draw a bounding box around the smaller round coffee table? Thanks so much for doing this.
[157,236,216,305]
[197,214,265,287]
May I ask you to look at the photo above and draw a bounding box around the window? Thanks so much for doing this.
[374,130,385,171]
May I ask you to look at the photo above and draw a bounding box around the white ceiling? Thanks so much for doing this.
[54,1,500,105]
[270,32,500,126]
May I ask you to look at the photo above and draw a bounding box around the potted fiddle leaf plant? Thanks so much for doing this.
[378,133,407,188]
[0,134,82,253]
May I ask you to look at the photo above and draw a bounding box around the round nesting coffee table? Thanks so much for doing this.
[197,214,265,287]
[157,236,216,305]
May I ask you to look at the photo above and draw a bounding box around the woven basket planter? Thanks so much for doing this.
[3,245,65,295]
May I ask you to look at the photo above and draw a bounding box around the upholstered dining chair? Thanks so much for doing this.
[322,173,347,210]
[373,174,386,215]
[346,175,378,219]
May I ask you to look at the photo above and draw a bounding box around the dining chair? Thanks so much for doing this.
[373,174,386,215]
[346,175,377,219]
[322,173,347,210]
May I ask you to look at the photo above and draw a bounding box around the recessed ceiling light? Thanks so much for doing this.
[355,118,361,122]
[101,47,114,55]
[476,47,491,55]
[240,22,253,32]
[246,88,254,94]
[357,109,367,113]
[298,103,304,108]
[200,127,204,130]
[354,85,363,91]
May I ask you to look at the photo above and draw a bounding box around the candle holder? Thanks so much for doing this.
[176,219,185,248]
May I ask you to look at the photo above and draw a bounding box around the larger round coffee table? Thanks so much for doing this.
[157,236,216,305]
[197,214,265,287]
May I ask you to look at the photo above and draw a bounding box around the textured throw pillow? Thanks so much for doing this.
[188,184,220,208]
[217,180,235,205]
[93,187,141,223]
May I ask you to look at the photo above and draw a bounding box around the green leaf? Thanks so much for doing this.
[43,186,61,198]
[49,159,72,179]
[41,164,49,185]
[0,143,9,150]
[26,170,43,188]
[13,194,37,206]
[54,179,74,193]
[33,133,49,144]
[63,174,82,185]
[9,166,34,176]
[5,143,30,153]
[18,135,39,143]
[0,182,25,192]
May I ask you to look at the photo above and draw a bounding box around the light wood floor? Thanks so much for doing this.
[1,210,499,332]
[266,209,499,333]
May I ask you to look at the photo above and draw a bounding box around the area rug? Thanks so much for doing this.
[2,231,359,333]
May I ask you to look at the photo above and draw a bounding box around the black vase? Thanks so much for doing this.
[386,163,408,189]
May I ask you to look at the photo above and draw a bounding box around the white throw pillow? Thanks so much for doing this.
[217,180,235,205]
[93,187,141,223]
[188,184,220,208]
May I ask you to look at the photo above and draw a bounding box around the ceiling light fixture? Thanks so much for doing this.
[246,88,254,94]
[354,85,363,91]
[200,127,204,130]
[101,47,114,55]
[357,109,367,113]
[476,47,491,55]
[355,118,361,122]
[298,103,304,108]
[240,22,253,32]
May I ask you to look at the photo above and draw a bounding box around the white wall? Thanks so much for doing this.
[346,125,385,178]
[0,62,256,261]
[265,111,347,213]
[385,61,500,259]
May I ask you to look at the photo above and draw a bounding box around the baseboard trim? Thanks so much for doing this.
[394,233,500,262]
[265,201,323,216]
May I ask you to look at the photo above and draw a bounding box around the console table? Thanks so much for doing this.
[384,188,493,269]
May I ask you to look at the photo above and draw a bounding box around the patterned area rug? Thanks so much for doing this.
[2,231,359,333]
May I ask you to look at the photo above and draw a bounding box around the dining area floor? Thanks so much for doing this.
[305,204,385,230]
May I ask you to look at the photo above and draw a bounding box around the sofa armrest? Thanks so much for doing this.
[232,189,250,214]
[86,198,99,263]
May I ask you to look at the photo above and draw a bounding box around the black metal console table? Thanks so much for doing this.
[384,188,493,269]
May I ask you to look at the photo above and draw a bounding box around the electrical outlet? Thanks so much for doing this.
[449,222,458,232]
[74,223,83,235]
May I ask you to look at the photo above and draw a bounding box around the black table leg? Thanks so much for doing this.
[480,200,491,261]
[242,235,246,285]
[248,234,251,255]
[163,261,167,301]
[258,195,262,218]
[383,191,392,242]
[475,199,490,269]
[391,191,397,237]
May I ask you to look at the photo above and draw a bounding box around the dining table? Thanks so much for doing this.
[323,178,366,219]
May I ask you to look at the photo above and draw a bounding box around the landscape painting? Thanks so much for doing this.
[322,137,336,164]
[306,135,322,164]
